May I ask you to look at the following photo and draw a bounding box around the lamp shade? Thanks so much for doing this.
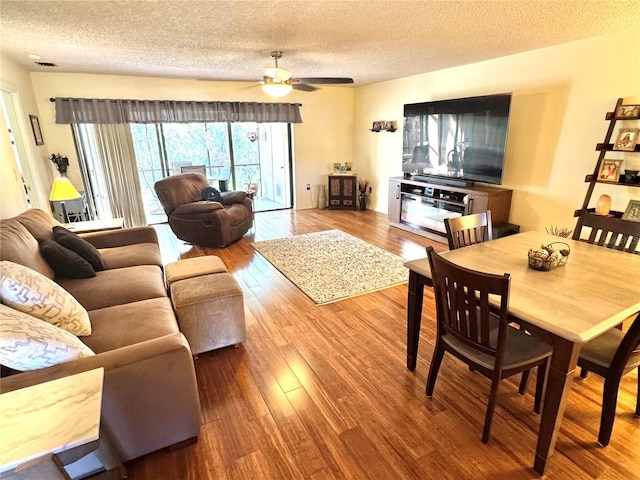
[261,78,293,98]
[49,177,81,202]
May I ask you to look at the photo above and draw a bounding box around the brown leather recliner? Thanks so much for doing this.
[154,173,253,247]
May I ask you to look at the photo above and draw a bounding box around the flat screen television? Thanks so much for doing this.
[402,93,512,185]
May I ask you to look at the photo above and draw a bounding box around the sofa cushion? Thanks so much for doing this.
[0,304,94,371]
[98,243,163,269]
[83,298,179,352]
[53,226,105,271]
[14,208,61,242]
[0,218,54,279]
[39,239,96,279]
[57,265,167,311]
[0,260,91,336]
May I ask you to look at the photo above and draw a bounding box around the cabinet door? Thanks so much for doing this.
[342,176,356,208]
[388,179,401,222]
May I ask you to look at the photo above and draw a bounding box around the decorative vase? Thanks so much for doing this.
[359,192,367,211]
[317,185,326,210]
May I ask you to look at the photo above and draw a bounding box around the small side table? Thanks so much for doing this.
[62,218,124,234]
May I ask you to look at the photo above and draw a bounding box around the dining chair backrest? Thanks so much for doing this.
[426,246,510,357]
[444,210,493,250]
[607,313,640,377]
[576,213,640,253]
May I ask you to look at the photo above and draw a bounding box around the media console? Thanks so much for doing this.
[388,176,514,244]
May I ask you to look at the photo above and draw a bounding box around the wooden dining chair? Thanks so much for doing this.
[425,246,553,443]
[444,210,493,250]
[574,213,640,253]
[577,312,640,446]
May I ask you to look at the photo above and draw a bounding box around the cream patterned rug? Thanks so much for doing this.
[250,230,408,305]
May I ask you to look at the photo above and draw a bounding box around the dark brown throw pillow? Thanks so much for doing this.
[39,239,96,279]
[53,226,105,271]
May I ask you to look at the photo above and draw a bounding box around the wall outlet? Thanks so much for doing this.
[306,184,311,190]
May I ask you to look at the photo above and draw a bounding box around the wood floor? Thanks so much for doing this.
[126,209,639,480]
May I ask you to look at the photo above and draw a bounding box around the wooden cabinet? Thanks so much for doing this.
[573,97,640,237]
[388,176,513,244]
[328,175,357,210]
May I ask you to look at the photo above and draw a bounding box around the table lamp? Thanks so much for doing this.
[49,176,81,223]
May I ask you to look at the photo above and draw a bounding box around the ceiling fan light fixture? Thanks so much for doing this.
[261,78,293,98]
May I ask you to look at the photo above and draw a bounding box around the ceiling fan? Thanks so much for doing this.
[260,51,353,97]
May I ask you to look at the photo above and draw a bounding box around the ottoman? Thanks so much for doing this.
[165,256,227,287]
[170,273,246,355]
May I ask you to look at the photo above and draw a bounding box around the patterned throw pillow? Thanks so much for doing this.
[0,260,91,336]
[53,226,105,271]
[0,304,94,371]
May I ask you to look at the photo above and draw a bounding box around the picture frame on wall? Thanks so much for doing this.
[615,104,640,120]
[621,199,640,222]
[29,115,44,146]
[597,159,623,183]
[614,128,639,151]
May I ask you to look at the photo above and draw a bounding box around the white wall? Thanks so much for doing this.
[354,29,640,233]
[29,73,354,210]
[0,56,53,218]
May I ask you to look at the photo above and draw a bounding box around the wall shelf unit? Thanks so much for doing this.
[573,98,640,240]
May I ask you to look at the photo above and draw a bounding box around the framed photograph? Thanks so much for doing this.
[621,199,640,222]
[598,159,623,183]
[333,162,342,173]
[614,128,639,151]
[29,114,44,146]
[371,121,382,132]
[615,104,640,120]
[344,161,353,172]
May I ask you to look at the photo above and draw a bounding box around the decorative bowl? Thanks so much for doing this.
[527,242,570,271]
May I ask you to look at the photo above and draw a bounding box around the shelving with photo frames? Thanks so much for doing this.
[573,97,640,236]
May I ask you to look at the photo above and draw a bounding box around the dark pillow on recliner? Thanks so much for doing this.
[38,239,96,279]
[201,187,222,203]
[53,226,105,271]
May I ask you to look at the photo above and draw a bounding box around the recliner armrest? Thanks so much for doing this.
[172,201,224,219]
[80,226,159,249]
[220,191,248,205]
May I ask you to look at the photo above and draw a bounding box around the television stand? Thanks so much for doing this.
[388,176,513,244]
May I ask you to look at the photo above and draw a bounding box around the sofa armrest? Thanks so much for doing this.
[80,226,159,249]
[0,333,201,462]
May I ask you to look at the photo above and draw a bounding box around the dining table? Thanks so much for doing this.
[403,230,640,475]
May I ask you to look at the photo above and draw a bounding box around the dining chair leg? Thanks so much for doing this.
[580,367,589,379]
[598,375,622,447]
[533,360,549,415]
[636,366,640,417]
[426,343,445,397]
[518,370,530,395]
[482,376,501,444]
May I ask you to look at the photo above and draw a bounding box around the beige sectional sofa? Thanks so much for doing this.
[0,209,201,462]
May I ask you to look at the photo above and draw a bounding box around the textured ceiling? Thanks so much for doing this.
[2,1,640,87]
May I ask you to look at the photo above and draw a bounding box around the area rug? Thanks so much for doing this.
[250,230,408,305]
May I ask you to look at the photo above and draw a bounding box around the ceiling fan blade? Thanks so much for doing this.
[292,83,318,92]
[295,77,354,85]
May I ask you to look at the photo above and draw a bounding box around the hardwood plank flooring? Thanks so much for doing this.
[127,209,639,479]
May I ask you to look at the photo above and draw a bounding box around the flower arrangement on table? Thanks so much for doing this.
[358,179,369,194]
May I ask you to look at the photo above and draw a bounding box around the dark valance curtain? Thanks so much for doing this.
[54,98,303,124]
